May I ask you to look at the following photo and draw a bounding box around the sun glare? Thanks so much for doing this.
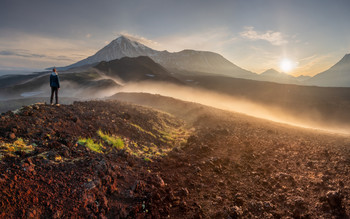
[280,58,294,73]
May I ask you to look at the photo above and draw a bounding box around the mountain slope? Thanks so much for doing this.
[94,56,182,84]
[307,54,350,87]
[0,100,190,218]
[152,49,257,78]
[0,72,48,89]
[1,97,349,218]
[65,36,258,79]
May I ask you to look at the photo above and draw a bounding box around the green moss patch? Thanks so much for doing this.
[78,138,104,153]
[97,129,124,150]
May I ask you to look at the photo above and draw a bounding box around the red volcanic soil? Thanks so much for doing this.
[0,95,349,218]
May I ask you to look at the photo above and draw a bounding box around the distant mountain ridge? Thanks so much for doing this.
[62,36,350,87]
[258,68,302,84]
[306,54,350,87]
[65,36,257,79]
[260,68,283,76]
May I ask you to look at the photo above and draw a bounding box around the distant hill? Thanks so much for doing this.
[64,36,258,80]
[94,56,182,84]
[0,71,119,99]
[258,68,301,84]
[0,72,48,89]
[307,54,350,87]
[169,73,350,130]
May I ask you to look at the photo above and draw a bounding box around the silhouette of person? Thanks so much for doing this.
[50,68,60,105]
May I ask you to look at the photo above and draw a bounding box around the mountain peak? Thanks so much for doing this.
[113,35,135,44]
[261,68,281,75]
[113,35,128,43]
[118,35,129,40]
[327,53,350,71]
[108,35,147,50]
[338,53,350,63]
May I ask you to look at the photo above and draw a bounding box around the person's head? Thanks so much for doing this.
[53,68,56,72]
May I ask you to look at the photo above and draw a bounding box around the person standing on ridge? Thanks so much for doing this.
[50,67,60,105]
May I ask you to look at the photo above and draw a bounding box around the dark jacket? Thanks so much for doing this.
[50,72,60,88]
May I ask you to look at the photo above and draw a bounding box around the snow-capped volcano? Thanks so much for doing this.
[66,36,157,69]
[64,36,257,79]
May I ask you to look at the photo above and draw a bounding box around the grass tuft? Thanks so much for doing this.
[0,138,35,160]
[97,129,124,150]
[144,157,152,162]
[131,124,157,139]
[78,138,104,153]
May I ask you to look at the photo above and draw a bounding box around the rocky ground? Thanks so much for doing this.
[0,94,349,218]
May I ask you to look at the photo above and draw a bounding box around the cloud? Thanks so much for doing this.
[0,49,46,58]
[111,29,238,55]
[0,50,14,56]
[0,49,75,62]
[240,26,288,46]
[86,33,91,38]
[0,32,97,69]
[56,55,75,61]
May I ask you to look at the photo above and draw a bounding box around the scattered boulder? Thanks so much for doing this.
[177,187,189,197]
[326,190,343,209]
[228,206,243,219]
[155,174,165,187]
[9,132,16,139]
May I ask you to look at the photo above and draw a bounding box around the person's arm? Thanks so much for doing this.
[57,75,60,89]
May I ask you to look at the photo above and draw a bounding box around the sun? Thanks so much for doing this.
[280,58,294,73]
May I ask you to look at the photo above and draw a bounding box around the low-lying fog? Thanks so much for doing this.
[1,80,349,135]
[108,82,350,135]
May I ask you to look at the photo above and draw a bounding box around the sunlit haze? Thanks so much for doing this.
[280,58,295,73]
[115,83,350,135]
[1,0,350,76]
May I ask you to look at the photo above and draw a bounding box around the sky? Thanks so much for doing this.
[0,0,350,76]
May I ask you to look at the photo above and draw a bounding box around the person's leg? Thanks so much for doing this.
[50,87,54,104]
[55,88,58,104]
